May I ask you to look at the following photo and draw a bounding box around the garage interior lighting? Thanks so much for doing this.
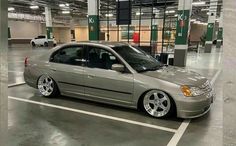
[62,10,70,14]
[59,4,65,7]
[192,1,206,6]
[30,5,39,9]
[8,7,15,11]
[201,8,209,11]
[105,14,113,17]
[59,3,69,7]
[165,10,175,14]
[136,12,144,16]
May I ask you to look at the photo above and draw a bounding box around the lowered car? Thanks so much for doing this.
[24,41,215,118]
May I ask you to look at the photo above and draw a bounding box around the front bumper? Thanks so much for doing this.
[176,91,215,118]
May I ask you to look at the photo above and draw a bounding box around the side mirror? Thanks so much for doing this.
[112,64,125,72]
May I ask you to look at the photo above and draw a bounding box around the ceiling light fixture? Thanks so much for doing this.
[105,14,113,17]
[62,10,70,14]
[165,10,175,14]
[59,3,69,7]
[8,7,15,11]
[201,8,209,11]
[136,12,144,16]
[30,5,39,9]
[59,4,65,7]
[192,1,206,6]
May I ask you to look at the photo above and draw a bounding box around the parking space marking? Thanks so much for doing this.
[167,69,222,146]
[8,71,24,73]
[8,61,24,63]
[8,82,26,88]
[210,69,222,85]
[8,96,177,133]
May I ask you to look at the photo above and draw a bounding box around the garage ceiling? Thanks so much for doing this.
[8,0,223,23]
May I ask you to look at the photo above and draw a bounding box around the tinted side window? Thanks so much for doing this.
[87,46,120,69]
[38,36,46,39]
[51,46,85,66]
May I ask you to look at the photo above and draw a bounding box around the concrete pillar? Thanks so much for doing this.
[88,0,99,40]
[0,0,8,145]
[45,7,54,46]
[70,18,76,42]
[216,11,223,48]
[205,0,217,53]
[174,0,193,67]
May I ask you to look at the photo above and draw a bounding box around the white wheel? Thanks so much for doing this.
[142,90,173,118]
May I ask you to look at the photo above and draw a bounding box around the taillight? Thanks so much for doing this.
[24,57,28,67]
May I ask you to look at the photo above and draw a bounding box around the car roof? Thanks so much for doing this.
[61,41,129,48]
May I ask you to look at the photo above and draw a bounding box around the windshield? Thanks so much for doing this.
[112,45,163,72]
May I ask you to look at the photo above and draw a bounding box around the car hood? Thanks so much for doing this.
[141,66,208,86]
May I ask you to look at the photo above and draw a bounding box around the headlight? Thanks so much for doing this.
[181,85,205,97]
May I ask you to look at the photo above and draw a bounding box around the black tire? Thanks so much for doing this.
[140,90,175,118]
[32,42,36,47]
[37,75,60,98]
[44,42,48,47]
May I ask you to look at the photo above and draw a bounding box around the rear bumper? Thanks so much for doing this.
[23,68,37,88]
[176,91,215,119]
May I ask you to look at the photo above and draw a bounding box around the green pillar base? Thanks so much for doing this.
[205,43,212,53]
[174,49,187,67]
[216,41,222,48]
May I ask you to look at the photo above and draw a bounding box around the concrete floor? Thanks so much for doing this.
[8,44,223,146]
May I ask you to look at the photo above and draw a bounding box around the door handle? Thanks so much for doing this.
[87,74,95,78]
[75,59,87,63]
[50,68,57,71]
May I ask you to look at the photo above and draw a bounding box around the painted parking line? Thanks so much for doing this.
[8,82,26,88]
[8,96,177,133]
[8,61,24,63]
[8,70,24,73]
[8,69,222,145]
[167,69,222,146]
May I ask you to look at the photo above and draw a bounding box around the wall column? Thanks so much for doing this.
[88,0,99,40]
[205,0,217,53]
[0,0,8,145]
[174,0,192,67]
[216,11,223,48]
[45,7,54,46]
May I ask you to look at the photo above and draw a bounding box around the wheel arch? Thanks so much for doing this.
[137,88,177,116]
[37,74,61,96]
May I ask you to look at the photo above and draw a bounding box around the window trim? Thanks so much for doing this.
[84,45,131,73]
[49,45,86,66]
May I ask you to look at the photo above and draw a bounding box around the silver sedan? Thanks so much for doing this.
[24,42,215,118]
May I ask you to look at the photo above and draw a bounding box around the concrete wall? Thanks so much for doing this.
[8,20,45,39]
[8,20,71,44]
[75,27,89,41]
[53,27,71,43]
[189,23,207,42]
